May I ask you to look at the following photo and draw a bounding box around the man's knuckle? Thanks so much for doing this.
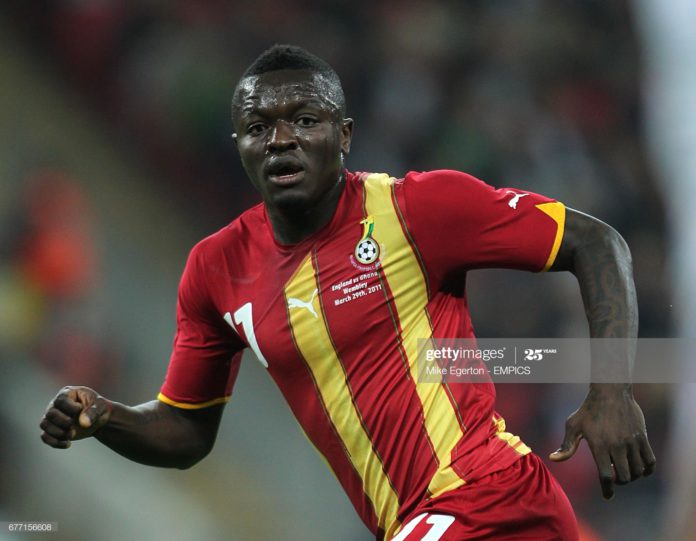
[628,434,643,446]
[47,410,68,426]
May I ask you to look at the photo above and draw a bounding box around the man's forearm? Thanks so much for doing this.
[573,224,637,338]
[548,209,655,493]
[575,224,637,388]
[95,400,222,469]
[553,209,638,386]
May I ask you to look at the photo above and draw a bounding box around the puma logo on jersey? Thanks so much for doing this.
[287,288,319,318]
[505,191,530,209]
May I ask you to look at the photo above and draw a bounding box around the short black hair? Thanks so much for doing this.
[231,44,346,122]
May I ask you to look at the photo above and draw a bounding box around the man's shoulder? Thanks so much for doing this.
[402,169,484,186]
[350,169,483,187]
[190,202,267,257]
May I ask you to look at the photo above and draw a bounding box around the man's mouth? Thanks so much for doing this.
[265,158,305,186]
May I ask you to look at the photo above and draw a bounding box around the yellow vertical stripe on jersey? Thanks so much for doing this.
[535,202,566,271]
[285,252,400,532]
[363,173,466,498]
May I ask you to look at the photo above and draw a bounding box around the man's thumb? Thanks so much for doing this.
[549,428,582,462]
[78,400,109,430]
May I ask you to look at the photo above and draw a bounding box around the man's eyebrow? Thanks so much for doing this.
[238,98,268,118]
[240,102,261,115]
[282,95,340,115]
[239,96,334,118]
[296,98,333,110]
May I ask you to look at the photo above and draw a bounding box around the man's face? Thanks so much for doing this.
[232,70,353,213]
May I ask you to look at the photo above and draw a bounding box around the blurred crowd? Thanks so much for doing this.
[0,1,673,540]
[0,169,121,388]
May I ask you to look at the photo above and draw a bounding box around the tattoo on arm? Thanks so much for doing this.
[552,208,638,339]
[552,209,638,384]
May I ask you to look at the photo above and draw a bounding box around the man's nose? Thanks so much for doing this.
[267,120,298,152]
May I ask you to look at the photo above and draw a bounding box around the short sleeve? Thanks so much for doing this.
[158,243,244,409]
[398,170,565,275]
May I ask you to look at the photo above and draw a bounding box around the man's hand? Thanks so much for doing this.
[549,385,656,500]
[40,386,113,449]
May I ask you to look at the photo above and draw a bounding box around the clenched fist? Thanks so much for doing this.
[40,386,112,449]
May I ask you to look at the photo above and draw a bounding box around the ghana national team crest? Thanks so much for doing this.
[354,216,380,265]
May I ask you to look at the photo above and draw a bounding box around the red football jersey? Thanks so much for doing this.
[159,170,565,539]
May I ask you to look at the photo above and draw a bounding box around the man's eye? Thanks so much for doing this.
[296,116,318,127]
[247,123,266,135]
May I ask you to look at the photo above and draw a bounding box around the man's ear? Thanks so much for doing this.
[341,118,353,155]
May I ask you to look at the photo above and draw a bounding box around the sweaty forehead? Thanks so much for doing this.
[236,70,341,116]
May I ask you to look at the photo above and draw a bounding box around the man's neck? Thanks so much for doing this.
[266,173,346,245]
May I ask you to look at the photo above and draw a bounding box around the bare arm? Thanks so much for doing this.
[547,208,656,498]
[550,207,638,340]
[40,386,223,469]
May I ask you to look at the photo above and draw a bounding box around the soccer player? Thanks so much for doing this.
[40,45,655,540]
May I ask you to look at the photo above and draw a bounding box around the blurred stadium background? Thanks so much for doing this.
[0,1,693,540]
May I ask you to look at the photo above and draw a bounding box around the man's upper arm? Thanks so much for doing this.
[397,170,567,277]
[549,208,627,273]
[159,241,244,410]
